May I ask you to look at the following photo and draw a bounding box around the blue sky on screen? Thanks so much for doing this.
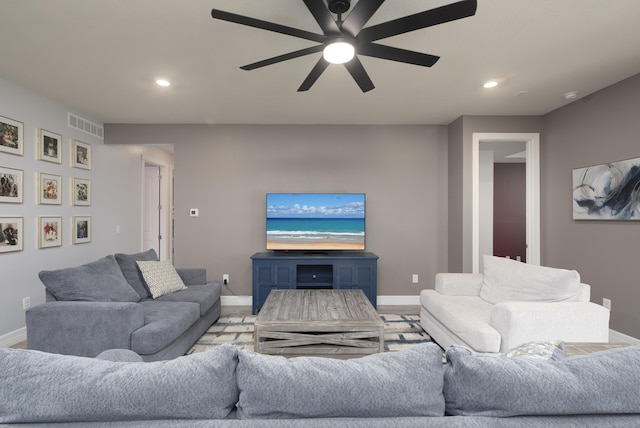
[267,193,365,218]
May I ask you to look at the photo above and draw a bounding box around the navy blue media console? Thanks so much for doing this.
[250,252,378,314]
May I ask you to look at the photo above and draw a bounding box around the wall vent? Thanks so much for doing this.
[68,113,104,140]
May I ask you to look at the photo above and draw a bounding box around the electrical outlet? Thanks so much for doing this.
[223,274,229,286]
[412,274,419,284]
[22,296,31,310]
[603,298,611,311]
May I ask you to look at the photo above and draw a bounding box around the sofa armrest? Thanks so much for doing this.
[176,268,207,285]
[435,273,484,296]
[490,301,610,352]
[26,301,145,357]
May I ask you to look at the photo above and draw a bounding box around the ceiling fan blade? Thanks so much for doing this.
[358,43,439,67]
[358,0,477,42]
[343,57,375,92]
[211,9,325,43]
[297,58,330,92]
[303,0,341,35]
[241,45,324,71]
[341,0,385,37]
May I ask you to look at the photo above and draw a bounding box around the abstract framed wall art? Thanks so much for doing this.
[0,217,23,253]
[38,173,62,205]
[39,216,62,248]
[0,166,23,203]
[0,115,23,156]
[71,139,91,170]
[72,177,91,206]
[72,216,91,244]
[573,157,640,220]
[38,128,62,164]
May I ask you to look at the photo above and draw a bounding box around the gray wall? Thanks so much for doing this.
[542,73,640,337]
[105,124,449,300]
[0,76,146,344]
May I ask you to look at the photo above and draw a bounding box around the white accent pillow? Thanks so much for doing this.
[479,255,581,304]
[136,260,186,298]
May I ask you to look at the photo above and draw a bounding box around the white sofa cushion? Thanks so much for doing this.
[479,255,581,304]
[420,290,501,352]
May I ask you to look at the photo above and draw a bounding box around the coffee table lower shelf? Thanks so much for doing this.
[254,289,384,359]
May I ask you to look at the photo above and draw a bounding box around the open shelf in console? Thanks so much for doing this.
[296,264,333,288]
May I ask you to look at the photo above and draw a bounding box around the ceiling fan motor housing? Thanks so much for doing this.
[328,0,351,14]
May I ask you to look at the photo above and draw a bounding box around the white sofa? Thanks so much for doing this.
[420,256,611,353]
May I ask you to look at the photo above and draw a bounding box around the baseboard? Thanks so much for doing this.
[0,327,26,348]
[221,295,420,307]
[609,329,640,344]
[377,295,421,306]
[221,295,252,306]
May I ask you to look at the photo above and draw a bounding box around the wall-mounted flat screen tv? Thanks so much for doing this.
[266,193,365,251]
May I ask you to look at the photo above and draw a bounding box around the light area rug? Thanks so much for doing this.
[187,314,432,355]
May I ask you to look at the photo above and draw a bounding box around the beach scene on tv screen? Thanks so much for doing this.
[266,193,365,250]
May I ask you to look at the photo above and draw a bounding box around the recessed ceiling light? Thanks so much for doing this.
[483,81,498,89]
[155,79,171,87]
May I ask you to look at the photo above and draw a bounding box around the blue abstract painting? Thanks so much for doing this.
[573,157,640,220]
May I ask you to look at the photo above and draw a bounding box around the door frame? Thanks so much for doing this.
[471,133,540,273]
[141,156,173,262]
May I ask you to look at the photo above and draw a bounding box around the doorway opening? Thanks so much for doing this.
[142,160,172,261]
[472,133,540,273]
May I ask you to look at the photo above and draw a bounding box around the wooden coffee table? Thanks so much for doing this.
[254,289,384,358]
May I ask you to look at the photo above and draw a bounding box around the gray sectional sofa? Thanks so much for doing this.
[1,342,640,427]
[25,250,221,361]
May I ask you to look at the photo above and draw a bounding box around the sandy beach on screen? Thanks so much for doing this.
[267,241,365,251]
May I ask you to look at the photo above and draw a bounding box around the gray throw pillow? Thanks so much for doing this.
[236,342,445,419]
[0,343,239,423]
[115,249,159,299]
[39,255,140,303]
[444,344,640,416]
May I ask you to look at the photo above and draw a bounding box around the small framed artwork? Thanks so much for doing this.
[0,217,23,253]
[72,140,91,170]
[39,216,62,248]
[0,166,23,203]
[38,129,62,164]
[38,173,62,205]
[72,216,91,244]
[72,177,91,206]
[0,115,24,156]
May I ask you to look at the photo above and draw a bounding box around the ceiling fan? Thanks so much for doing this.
[211,0,477,92]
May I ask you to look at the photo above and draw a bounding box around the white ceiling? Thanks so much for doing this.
[1,0,639,125]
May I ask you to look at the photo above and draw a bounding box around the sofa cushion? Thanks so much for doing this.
[131,301,200,355]
[154,283,221,316]
[444,344,640,417]
[236,342,445,419]
[421,290,501,353]
[0,344,238,423]
[115,249,158,299]
[137,260,187,298]
[39,255,140,303]
[479,255,581,304]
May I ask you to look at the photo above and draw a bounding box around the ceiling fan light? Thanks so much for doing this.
[323,41,355,64]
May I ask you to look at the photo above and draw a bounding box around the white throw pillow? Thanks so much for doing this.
[136,260,186,298]
[479,255,581,304]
